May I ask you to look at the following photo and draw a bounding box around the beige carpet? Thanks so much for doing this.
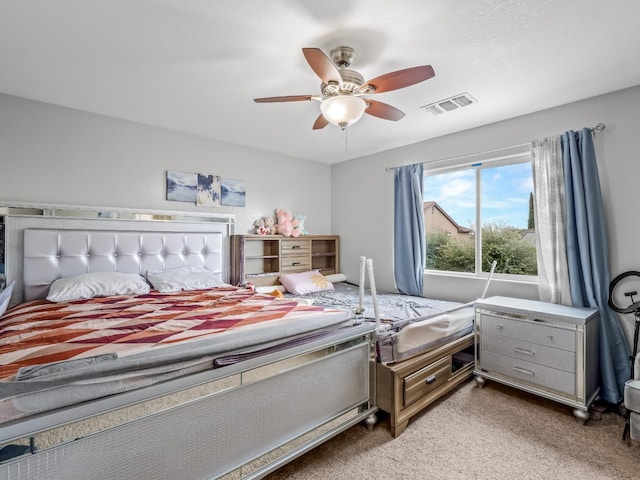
[265,380,640,480]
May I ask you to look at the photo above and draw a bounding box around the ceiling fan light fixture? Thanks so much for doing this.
[254,46,435,131]
[320,95,366,129]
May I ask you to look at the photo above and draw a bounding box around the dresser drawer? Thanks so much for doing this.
[280,256,311,272]
[480,351,575,396]
[481,334,575,373]
[403,356,451,407]
[481,314,575,351]
[280,239,311,255]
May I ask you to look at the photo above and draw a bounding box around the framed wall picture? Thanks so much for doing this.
[196,174,222,207]
[166,171,197,202]
[221,178,246,207]
[166,170,245,208]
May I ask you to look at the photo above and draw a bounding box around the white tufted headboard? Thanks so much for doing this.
[3,213,232,304]
[22,229,225,301]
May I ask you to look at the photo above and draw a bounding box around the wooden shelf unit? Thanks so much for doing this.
[231,235,339,287]
[311,237,340,274]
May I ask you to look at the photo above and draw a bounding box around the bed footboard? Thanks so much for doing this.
[0,325,377,480]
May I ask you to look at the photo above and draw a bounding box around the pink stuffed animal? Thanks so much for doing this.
[276,209,300,237]
[253,217,270,235]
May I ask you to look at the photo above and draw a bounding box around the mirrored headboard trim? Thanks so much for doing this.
[0,202,236,306]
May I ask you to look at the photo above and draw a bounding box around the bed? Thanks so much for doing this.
[277,257,477,364]
[0,208,377,479]
[276,257,480,436]
[282,280,474,363]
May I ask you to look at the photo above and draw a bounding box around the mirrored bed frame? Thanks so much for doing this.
[0,203,377,480]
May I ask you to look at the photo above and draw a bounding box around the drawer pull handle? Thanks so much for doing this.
[513,366,535,376]
[496,325,503,330]
[292,245,301,250]
[513,347,535,356]
[292,262,301,266]
[425,375,437,385]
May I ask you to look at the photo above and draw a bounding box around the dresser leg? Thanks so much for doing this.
[391,420,409,438]
[573,408,589,424]
[474,375,486,389]
[364,413,377,431]
[622,417,630,441]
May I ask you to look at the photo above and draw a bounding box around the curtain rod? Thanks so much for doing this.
[591,122,606,135]
[385,123,606,173]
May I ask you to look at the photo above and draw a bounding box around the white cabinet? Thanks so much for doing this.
[474,296,600,422]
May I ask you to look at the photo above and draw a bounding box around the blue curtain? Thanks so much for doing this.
[394,164,425,296]
[562,128,630,404]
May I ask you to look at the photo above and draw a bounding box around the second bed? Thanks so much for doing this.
[276,262,478,437]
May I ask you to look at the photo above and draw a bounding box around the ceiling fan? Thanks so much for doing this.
[254,46,435,130]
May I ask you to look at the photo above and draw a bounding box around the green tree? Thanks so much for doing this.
[426,221,537,275]
[528,192,535,230]
[426,230,474,272]
[481,221,537,275]
[425,230,451,270]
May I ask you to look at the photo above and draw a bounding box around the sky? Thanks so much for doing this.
[423,162,534,229]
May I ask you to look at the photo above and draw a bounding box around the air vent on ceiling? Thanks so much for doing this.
[421,92,477,115]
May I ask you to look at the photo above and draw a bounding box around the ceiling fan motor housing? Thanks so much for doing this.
[321,46,374,98]
[322,69,366,97]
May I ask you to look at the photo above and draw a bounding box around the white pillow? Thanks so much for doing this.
[279,270,334,295]
[0,280,16,317]
[146,266,228,293]
[47,272,150,302]
[323,273,347,284]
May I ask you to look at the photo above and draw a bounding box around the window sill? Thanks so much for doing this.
[423,270,539,287]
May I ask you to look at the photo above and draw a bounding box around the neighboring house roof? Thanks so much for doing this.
[423,201,473,234]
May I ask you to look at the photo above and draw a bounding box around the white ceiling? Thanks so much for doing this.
[1,0,639,164]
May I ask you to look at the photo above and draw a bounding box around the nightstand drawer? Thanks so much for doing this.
[481,334,575,373]
[280,239,311,255]
[403,355,451,407]
[280,256,311,272]
[480,351,575,396]
[482,314,575,351]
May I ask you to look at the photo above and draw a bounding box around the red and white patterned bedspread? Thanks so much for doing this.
[0,287,351,382]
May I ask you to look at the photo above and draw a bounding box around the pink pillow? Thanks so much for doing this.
[279,270,334,295]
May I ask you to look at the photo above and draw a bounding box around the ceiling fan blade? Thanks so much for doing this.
[302,48,343,86]
[254,95,313,103]
[362,65,435,94]
[365,100,405,121]
[312,114,329,130]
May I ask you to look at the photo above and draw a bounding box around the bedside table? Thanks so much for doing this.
[474,296,600,422]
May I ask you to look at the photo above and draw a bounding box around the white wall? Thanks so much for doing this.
[0,94,331,235]
[2,87,639,343]
[332,85,640,343]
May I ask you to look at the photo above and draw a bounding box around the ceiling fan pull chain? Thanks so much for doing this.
[344,125,348,152]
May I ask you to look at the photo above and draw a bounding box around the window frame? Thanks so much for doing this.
[423,148,537,281]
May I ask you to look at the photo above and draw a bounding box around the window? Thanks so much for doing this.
[423,155,537,277]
